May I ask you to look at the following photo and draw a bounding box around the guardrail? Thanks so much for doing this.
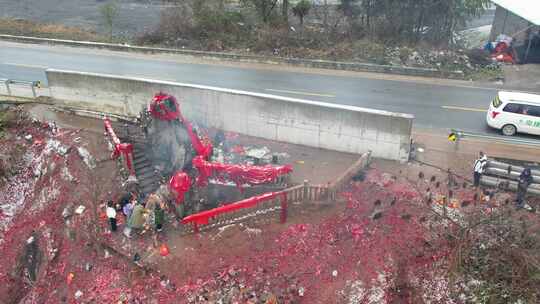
[181,182,329,233]
[450,129,540,147]
[1,78,42,98]
[0,34,465,79]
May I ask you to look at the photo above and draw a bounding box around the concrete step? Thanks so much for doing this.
[133,151,146,158]
[134,157,149,166]
[140,179,159,187]
[141,185,159,195]
[133,143,147,151]
[135,165,154,174]
[137,171,157,181]
[140,183,159,194]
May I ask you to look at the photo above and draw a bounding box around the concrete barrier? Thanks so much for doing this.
[45,69,414,161]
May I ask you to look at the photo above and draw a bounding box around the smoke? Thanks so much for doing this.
[145,118,192,178]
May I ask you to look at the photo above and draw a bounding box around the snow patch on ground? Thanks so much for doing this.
[31,179,61,213]
[77,147,96,169]
[0,151,37,243]
[346,272,391,304]
[33,140,69,177]
[61,166,75,182]
[409,272,455,304]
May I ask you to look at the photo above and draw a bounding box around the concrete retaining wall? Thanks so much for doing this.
[46,69,414,161]
[0,34,464,79]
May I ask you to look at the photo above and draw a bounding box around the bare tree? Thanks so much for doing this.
[100,1,119,41]
[241,0,279,23]
[282,0,289,24]
[313,0,343,37]
[292,0,312,26]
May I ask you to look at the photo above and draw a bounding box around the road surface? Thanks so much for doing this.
[1,41,501,135]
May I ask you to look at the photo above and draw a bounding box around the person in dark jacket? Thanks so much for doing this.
[117,192,131,211]
[516,168,533,209]
[155,202,165,232]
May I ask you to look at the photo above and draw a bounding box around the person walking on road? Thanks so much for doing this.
[516,168,533,209]
[473,152,488,188]
[106,201,117,232]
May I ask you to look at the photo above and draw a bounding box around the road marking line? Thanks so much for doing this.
[2,62,48,69]
[442,105,486,112]
[265,88,335,98]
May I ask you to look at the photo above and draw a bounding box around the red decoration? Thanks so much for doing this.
[148,93,180,121]
[67,272,75,285]
[192,155,292,189]
[159,243,170,256]
[104,118,135,176]
[182,119,213,160]
[182,192,284,225]
[169,171,191,204]
[150,93,213,160]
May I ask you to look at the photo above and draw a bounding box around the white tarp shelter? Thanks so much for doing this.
[491,0,540,26]
[491,0,540,63]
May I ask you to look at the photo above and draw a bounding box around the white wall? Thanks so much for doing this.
[46,69,414,161]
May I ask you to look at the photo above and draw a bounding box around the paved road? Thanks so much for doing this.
[0,41,500,134]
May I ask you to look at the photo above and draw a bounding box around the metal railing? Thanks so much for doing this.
[181,152,372,234]
[450,129,540,147]
[1,78,42,98]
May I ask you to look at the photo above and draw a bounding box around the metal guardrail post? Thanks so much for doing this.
[303,180,309,202]
[280,193,288,224]
[1,79,41,97]
[4,79,11,95]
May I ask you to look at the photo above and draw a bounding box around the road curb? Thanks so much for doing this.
[0,34,465,79]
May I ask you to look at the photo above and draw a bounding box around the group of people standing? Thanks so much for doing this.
[473,151,534,210]
[105,191,166,236]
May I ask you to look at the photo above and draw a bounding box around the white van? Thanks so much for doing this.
[486,91,540,136]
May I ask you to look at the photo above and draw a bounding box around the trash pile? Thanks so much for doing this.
[382,46,494,75]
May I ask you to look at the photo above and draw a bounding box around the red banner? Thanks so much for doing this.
[148,93,180,121]
[192,155,293,189]
[104,118,135,176]
[181,192,282,225]
[149,93,213,159]
[169,171,191,204]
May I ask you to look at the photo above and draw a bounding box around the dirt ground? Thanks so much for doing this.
[502,64,540,93]
[0,103,363,303]
[112,161,536,303]
[1,104,538,303]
